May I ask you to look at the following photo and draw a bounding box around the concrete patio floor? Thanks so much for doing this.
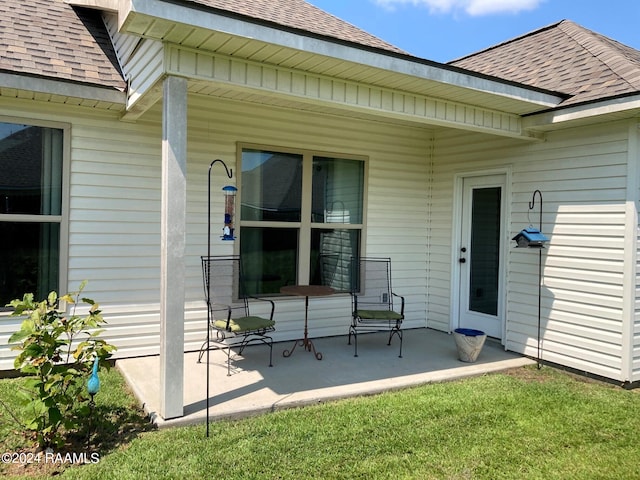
[117,328,535,428]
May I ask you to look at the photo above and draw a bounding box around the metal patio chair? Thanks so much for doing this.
[198,255,276,375]
[349,256,404,357]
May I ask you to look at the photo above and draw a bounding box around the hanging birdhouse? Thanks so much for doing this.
[512,227,548,248]
[222,185,237,240]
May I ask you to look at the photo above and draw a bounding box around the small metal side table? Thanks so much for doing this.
[280,285,335,360]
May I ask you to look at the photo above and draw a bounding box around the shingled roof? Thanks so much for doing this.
[184,0,406,54]
[0,0,125,91]
[450,20,640,107]
[0,0,403,92]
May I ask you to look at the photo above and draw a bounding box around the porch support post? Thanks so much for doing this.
[159,75,187,419]
[622,120,640,383]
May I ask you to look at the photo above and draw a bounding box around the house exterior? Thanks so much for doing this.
[1,0,639,419]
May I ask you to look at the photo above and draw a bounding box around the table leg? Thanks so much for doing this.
[282,295,322,360]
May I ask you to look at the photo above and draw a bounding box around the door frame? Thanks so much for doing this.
[450,168,511,343]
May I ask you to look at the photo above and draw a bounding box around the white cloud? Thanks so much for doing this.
[373,0,543,16]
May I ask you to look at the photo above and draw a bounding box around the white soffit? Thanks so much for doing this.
[0,72,126,108]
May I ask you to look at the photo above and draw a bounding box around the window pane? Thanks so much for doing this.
[240,227,298,296]
[241,149,303,222]
[312,157,363,224]
[311,228,360,292]
[0,222,60,306]
[0,123,63,216]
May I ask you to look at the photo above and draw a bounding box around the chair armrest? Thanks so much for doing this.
[205,298,234,330]
[392,292,405,316]
[247,295,275,321]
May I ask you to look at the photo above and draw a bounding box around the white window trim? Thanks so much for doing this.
[0,116,70,313]
[236,142,368,287]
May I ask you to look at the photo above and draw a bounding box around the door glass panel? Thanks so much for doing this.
[469,187,501,316]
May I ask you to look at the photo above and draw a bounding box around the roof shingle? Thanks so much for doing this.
[450,20,640,106]
[0,0,125,91]
[184,0,406,54]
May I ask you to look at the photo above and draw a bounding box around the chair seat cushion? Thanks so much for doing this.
[355,309,403,321]
[214,316,275,333]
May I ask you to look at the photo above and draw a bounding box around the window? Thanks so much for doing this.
[239,147,365,295]
[0,121,66,306]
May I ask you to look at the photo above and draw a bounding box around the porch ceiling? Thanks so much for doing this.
[115,0,563,117]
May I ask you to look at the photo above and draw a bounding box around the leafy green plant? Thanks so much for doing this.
[6,281,117,448]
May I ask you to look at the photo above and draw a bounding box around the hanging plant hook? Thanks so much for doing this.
[209,158,232,179]
[205,158,233,438]
[529,189,543,231]
[529,189,544,370]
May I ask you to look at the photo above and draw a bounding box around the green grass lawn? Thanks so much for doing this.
[1,365,639,479]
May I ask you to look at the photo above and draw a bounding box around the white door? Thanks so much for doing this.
[458,175,506,339]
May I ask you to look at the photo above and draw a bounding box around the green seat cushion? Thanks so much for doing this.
[355,309,403,321]
[214,316,275,333]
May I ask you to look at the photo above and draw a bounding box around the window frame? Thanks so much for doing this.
[0,116,70,312]
[236,143,367,291]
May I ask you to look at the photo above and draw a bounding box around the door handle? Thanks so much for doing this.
[459,258,466,263]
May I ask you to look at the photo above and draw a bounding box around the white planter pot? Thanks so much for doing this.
[453,328,487,363]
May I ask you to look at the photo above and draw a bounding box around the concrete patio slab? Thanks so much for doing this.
[117,328,535,428]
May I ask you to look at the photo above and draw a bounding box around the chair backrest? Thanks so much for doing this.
[350,257,394,311]
[201,255,249,315]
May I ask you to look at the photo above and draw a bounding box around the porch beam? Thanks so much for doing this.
[159,74,187,420]
[168,46,539,140]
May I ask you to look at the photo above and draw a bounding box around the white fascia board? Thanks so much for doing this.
[125,0,563,109]
[0,73,126,104]
[523,94,640,129]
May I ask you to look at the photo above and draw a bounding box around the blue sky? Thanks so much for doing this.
[308,0,640,63]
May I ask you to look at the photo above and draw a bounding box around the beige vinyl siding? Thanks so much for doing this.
[432,121,631,381]
[0,94,431,369]
[68,120,162,305]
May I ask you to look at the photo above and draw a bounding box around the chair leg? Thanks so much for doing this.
[197,337,210,363]
[386,327,403,358]
[349,326,358,357]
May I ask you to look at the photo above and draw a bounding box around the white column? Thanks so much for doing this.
[159,75,187,419]
[622,120,640,383]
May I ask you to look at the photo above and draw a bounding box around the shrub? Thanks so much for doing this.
[7,281,117,448]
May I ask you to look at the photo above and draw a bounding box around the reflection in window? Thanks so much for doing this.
[241,149,302,222]
[240,227,298,296]
[312,157,363,224]
[0,122,63,305]
[311,229,360,292]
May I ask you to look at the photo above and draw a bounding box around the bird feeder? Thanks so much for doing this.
[222,185,237,240]
[512,227,549,248]
[513,189,549,370]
